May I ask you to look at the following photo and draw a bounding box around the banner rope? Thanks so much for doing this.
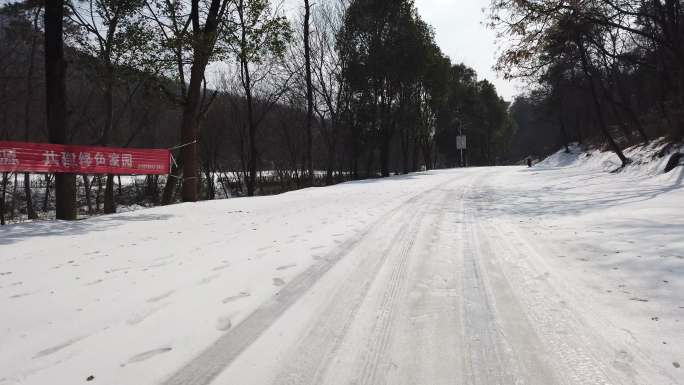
[168,140,198,151]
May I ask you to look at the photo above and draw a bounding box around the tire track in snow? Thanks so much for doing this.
[461,213,520,385]
[464,175,621,384]
[483,218,617,384]
[161,179,459,385]
[354,202,420,385]
[485,218,679,385]
[272,200,426,385]
[303,177,477,385]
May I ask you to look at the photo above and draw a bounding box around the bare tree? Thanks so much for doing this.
[67,0,152,213]
[310,0,348,184]
[223,0,292,196]
[303,0,313,185]
[144,0,231,203]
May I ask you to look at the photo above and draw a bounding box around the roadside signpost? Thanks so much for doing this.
[456,135,466,167]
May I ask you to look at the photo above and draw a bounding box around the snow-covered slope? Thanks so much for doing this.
[538,140,683,179]
[1,147,682,385]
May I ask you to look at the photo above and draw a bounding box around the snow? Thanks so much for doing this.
[1,144,683,385]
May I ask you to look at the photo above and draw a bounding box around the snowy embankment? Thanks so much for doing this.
[0,141,682,385]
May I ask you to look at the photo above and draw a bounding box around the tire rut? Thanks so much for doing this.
[161,179,458,385]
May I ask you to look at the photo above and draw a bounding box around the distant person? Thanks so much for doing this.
[527,158,532,167]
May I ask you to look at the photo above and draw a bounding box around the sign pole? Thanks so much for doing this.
[456,125,466,168]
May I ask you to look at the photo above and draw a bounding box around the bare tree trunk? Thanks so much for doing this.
[161,155,180,205]
[162,153,181,205]
[365,148,375,178]
[351,124,360,179]
[146,175,159,204]
[82,175,93,215]
[0,173,7,225]
[379,136,390,177]
[304,0,314,186]
[575,104,584,145]
[11,173,18,221]
[325,142,335,185]
[614,74,649,144]
[23,173,36,219]
[241,55,257,196]
[95,175,102,212]
[98,54,118,214]
[23,7,40,221]
[180,60,205,202]
[559,114,570,153]
[422,141,432,170]
[412,139,419,171]
[45,0,76,220]
[204,166,215,200]
[104,174,116,213]
[42,174,52,213]
[578,37,629,167]
[180,0,225,202]
[556,87,570,153]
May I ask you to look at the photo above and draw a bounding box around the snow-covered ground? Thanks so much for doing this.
[1,144,682,385]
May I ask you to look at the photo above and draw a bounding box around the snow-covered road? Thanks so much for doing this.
[1,154,683,384]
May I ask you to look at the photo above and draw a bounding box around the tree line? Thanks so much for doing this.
[0,0,513,222]
[491,0,684,163]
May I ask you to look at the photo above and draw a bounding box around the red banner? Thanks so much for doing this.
[0,141,170,175]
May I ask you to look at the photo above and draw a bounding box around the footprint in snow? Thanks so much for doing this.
[212,264,231,271]
[273,278,285,287]
[199,274,221,285]
[222,292,250,304]
[126,347,172,364]
[216,317,232,331]
[145,262,169,270]
[33,336,87,358]
[534,272,550,280]
[127,303,168,325]
[10,292,33,299]
[146,290,175,303]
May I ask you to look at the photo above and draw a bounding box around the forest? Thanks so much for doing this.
[5,0,681,223]
[0,0,514,223]
[492,0,684,163]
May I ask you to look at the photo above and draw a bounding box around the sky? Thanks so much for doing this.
[413,0,521,101]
